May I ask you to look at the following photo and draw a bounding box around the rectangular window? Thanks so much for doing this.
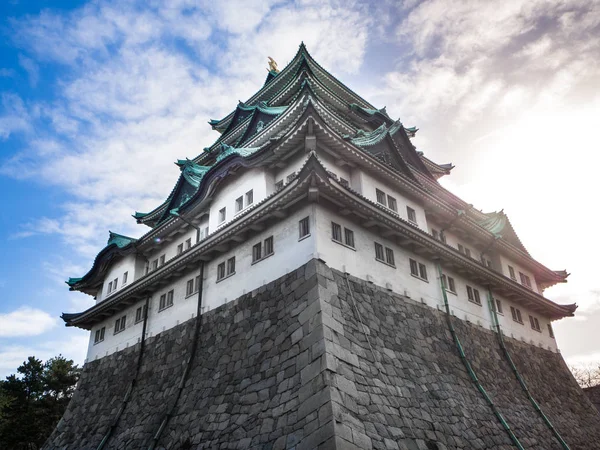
[219,207,226,224]
[159,255,165,267]
[407,206,417,224]
[186,279,194,297]
[495,299,503,314]
[331,222,342,242]
[227,257,235,275]
[385,247,395,266]
[529,315,541,332]
[245,190,253,206]
[432,229,439,240]
[166,290,174,307]
[94,327,106,343]
[264,236,273,256]
[467,285,474,301]
[473,289,481,305]
[177,243,184,255]
[458,244,464,254]
[419,263,428,281]
[442,275,456,293]
[235,196,243,213]
[508,265,516,280]
[510,306,523,324]
[185,238,192,250]
[484,258,492,268]
[410,259,419,277]
[123,272,128,285]
[439,232,446,244]
[152,259,158,271]
[159,294,166,310]
[374,242,385,261]
[252,242,262,263]
[548,323,555,338]
[113,278,118,290]
[376,189,386,206]
[217,262,225,281]
[339,178,349,187]
[108,281,113,294]
[275,180,284,191]
[114,315,126,334]
[195,275,201,292]
[387,195,397,212]
[344,228,355,248]
[465,248,471,258]
[299,217,310,239]
[519,272,532,289]
[135,306,147,323]
[466,286,481,305]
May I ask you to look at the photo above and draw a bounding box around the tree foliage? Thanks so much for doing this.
[0,355,81,450]
[570,364,600,389]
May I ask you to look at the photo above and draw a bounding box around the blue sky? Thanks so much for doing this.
[1,0,599,376]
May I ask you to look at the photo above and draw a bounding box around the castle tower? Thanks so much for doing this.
[47,44,600,449]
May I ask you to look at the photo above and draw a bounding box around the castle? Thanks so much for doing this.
[47,44,600,449]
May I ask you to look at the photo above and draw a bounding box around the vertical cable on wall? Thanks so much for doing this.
[435,261,524,450]
[486,287,570,450]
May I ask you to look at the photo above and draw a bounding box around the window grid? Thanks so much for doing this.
[219,207,226,224]
[299,217,310,239]
[245,190,253,205]
[376,189,386,206]
[186,279,194,297]
[385,247,395,266]
[185,238,192,250]
[252,242,262,263]
[374,242,385,261]
[217,262,225,281]
[235,196,243,213]
[331,222,342,242]
[548,324,555,338]
[510,306,523,324]
[227,257,235,276]
[508,265,516,280]
[407,206,417,224]
[264,236,274,256]
[387,195,397,212]
[529,315,541,332]
[123,271,128,285]
[495,299,503,314]
[94,327,105,344]
[177,243,184,255]
[344,228,355,248]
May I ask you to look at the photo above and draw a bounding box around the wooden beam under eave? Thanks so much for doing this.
[249,223,265,231]
[363,219,377,228]
[231,234,246,242]
[272,210,286,218]
[381,229,397,238]
[339,208,352,216]
[215,243,229,253]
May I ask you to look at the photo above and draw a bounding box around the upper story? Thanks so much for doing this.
[63,43,574,340]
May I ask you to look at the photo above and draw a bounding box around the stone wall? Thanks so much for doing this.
[584,385,600,413]
[45,259,600,449]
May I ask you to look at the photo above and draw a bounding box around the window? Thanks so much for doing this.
[264,236,273,256]
[135,306,147,323]
[123,272,128,285]
[166,290,174,307]
[519,272,532,289]
[442,274,456,293]
[385,247,395,266]
[466,286,481,305]
[114,315,126,334]
[465,248,471,258]
[287,172,296,183]
[252,242,262,263]
[152,259,158,271]
[227,257,235,275]
[529,315,541,332]
[186,279,195,297]
[510,306,523,324]
[548,323,555,338]
[376,189,386,206]
[245,190,253,206]
[483,258,492,268]
[495,299,503,314]
[439,232,447,244]
[159,255,165,267]
[458,244,464,254]
[508,265,516,280]
[113,278,118,290]
[108,281,113,294]
[159,294,166,310]
[94,327,105,344]
[344,229,354,248]
[235,196,243,213]
[217,262,225,281]
[185,238,192,250]
[177,243,184,255]
[331,222,342,242]
[339,178,349,187]
[374,242,385,261]
[387,195,397,212]
[407,206,417,224]
[409,258,428,281]
[275,180,284,191]
[432,229,439,240]
[299,217,310,239]
[219,207,226,224]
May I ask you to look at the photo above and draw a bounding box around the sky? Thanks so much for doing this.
[0,0,599,377]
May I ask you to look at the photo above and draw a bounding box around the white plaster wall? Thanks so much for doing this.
[356,170,428,232]
[98,254,138,303]
[144,227,198,273]
[314,150,351,183]
[498,253,539,292]
[314,205,559,352]
[209,168,268,233]
[87,205,317,361]
[274,152,307,183]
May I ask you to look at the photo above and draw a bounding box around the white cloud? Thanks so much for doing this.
[0,307,57,337]
[18,54,39,87]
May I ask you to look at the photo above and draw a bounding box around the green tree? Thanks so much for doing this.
[0,355,81,450]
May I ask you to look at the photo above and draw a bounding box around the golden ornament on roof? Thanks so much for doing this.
[267,56,279,73]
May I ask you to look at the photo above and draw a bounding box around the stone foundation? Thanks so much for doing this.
[45,260,600,449]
